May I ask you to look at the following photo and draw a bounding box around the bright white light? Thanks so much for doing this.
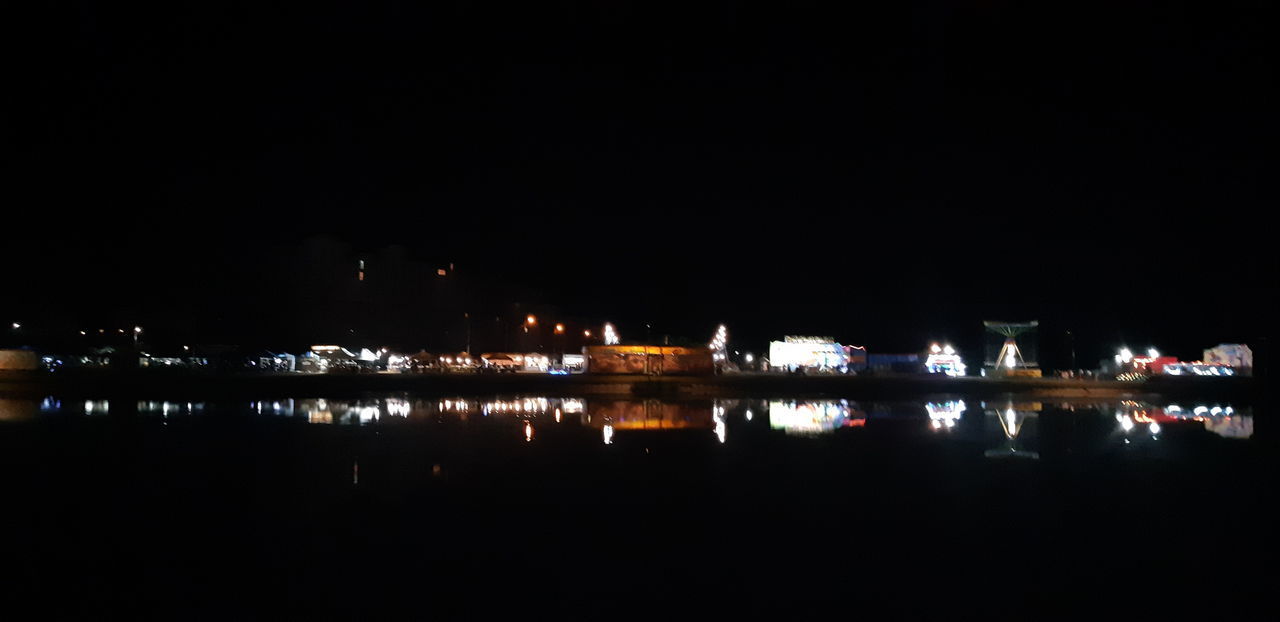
[1149,422,1161,434]
[745,409,753,421]
[603,425,614,445]
[603,323,620,345]
[943,344,955,355]
[930,343,942,354]
[745,353,754,363]
[710,325,729,352]
[1120,416,1135,432]
[11,323,20,330]
[524,421,533,442]
[1005,353,1017,368]
[1004,408,1018,436]
[134,326,142,333]
[1147,348,1159,358]
[1119,348,1133,363]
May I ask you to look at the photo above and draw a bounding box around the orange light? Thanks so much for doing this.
[554,323,565,334]
[583,330,592,337]
[526,315,537,326]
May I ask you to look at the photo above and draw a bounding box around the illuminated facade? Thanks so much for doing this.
[768,336,849,371]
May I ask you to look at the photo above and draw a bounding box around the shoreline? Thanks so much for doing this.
[0,370,1260,404]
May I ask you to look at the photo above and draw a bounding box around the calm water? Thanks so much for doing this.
[1,392,1273,616]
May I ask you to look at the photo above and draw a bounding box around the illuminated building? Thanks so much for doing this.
[767,336,849,372]
[1202,343,1252,376]
[924,343,966,376]
[584,345,713,375]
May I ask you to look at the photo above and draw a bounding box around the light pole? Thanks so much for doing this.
[133,326,142,348]
[525,314,537,352]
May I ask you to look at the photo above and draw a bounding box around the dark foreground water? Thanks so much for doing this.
[1,394,1274,618]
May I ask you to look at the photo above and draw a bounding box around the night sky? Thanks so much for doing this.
[7,2,1276,367]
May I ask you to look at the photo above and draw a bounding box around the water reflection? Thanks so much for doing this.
[588,399,711,430]
[5,395,1256,450]
[0,398,39,421]
[926,400,965,431]
[1114,400,1253,439]
[137,401,204,416]
[983,401,1041,460]
[768,399,864,435]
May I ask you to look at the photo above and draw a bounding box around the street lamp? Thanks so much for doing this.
[553,324,566,361]
[133,326,142,347]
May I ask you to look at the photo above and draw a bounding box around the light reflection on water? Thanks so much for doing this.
[6,395,1258,445]
[982,401,1041,459]
[769,399,864,435]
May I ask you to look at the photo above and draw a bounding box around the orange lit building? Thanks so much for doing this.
[584,345,714,375]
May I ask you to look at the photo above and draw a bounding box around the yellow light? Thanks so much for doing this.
[583,330,592,337]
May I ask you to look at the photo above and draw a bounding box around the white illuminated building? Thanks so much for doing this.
[768,336,848,371]
[924,343,966,377]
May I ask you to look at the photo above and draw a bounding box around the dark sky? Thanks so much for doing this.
[7,1,1277,366]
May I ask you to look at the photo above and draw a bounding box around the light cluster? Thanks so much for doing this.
[709,324,728,361]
